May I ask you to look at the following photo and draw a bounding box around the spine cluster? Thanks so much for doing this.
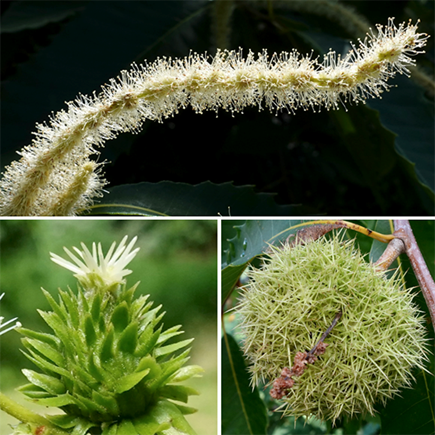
[0,19,428,216]
[237,233,429,423]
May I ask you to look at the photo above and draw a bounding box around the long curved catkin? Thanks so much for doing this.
[0,18,428,216]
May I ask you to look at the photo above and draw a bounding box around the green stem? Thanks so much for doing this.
[0,392,69,435]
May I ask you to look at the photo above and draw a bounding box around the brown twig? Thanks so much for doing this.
[286,220,394,247]
[393,220,435,329]
[307,310,343,358]
[374,237,406,271]
[270,310,342,399]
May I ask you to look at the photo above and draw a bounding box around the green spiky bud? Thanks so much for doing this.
[18,237,203,435]
[236,233,429,424]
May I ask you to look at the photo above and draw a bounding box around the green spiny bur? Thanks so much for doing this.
[237,232,429,424]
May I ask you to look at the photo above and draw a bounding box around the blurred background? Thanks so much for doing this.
[0,219,217,434]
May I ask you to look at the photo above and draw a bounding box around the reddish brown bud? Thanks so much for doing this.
[314,342,328,355]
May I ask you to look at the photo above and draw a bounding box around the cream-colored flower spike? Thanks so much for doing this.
[0,18,429,216]
[50,236,140,292]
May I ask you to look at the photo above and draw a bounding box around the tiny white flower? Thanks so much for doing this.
[0,293,21,335]
[50,236,140,292]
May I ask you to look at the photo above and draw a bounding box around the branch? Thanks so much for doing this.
[393,220,435,329]
[373,237,406,271]
[285,219,395,246]
[0,392,69,435]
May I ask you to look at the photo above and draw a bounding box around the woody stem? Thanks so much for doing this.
[307,310,342,357]
[393,220,435,330]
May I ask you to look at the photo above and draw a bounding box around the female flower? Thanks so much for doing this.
[50,235,140,292]
[17,237,202,434]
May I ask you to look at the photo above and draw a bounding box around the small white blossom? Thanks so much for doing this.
[50,236,140,292]
[0,293,21,335]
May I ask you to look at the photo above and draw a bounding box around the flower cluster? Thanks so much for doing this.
[0,19,428,216]
[50,235,140,292]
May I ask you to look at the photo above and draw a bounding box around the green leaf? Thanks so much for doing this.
[221,220,304,303]
[102,424,118,435]
[368,76,435,195]
[18,328,59,347]
[59,289,80,329]
[21,337,65,367]
[132,414,171,435]
[111,301,130,332]
[20,348,72,380]
[91,291,102,323]
[136,356,161,378]
[115,419,138,435]
[172,404,198,415]
[91,389,120,415]
[170,365,204,382]
[37,310,74,355]
[137,326,161,357]
[30,393,77,407]
[18,383,52,399]
[222,332,268,435]
[87,352,105,383]
[89,181,303,216]
[147,400,196,435]
[1,1,87,33]
[118,320,138,354]
[100,324,115,362]
[70,418,98,435]
[157,325,184,345]
[84,314,97,347]
[42,289,68,323]
[156,351,191,388]
[45,414,81,429]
